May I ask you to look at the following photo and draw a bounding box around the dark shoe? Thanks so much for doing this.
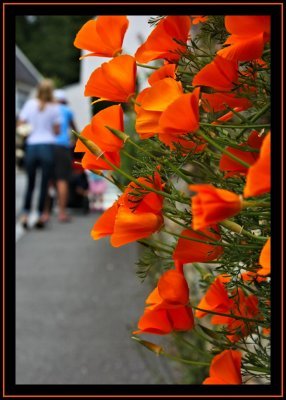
[35,220,45,229]
[20,216,29,230]
[22,221,29,230]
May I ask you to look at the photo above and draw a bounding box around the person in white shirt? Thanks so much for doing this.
[17,79,61,229]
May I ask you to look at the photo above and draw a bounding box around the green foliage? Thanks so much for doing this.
[16,15,91,86]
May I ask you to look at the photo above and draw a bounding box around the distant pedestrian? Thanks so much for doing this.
[18,79,61,229]
[52,89,78,222]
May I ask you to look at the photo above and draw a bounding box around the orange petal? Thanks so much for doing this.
[196,277,232,319]
[137,309,172,335]
[85,55,136,102]
[74,16,129,57]
[203,350,242,384]
[111,208,163,247]
[224,16,270,36]
[201,92,252,113]
[159,91,199,135]
[167,307,194,331]
[217,33,266,62]
[81,149,120,171]
[173,227,223,263]
[157,270,189,306]
[190,184,242,230]
[145,287,163,307]
[135,109,162,139]
[257,238,271,276]
[219,130,263,177]
[193,55,238,91]
[148,64,177,85]
[90,105,124,152]
[192,16,208,25]
[90,201,119,240]
[74,124,93,153]
[244,132,271,197]
[140,78,183,112]
[135,16,191,63]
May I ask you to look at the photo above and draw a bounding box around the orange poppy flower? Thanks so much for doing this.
[190,184,242,230]
[219,130,264,177]
[201,92,252,113]
[134,268,194,335]
[74,16,129,58]
[193,55,238,92]
[217,16,270,62]
[159,90,200,136]
[173,225,224,264]
[90,105,124,152]
[145,269,190,311]
[222,290,260,342]
[244,132,271,197]
[134,307,194,335]
[90,201,119,240]
[203,350,242,384]
[74,124,121,171]
[135,16,191,63]
[196,278,260,342]
[91,172,164,247]
[74,105,124,171]
[257,238,271,276]
[148,64,177,86]
[195,275,233,319]
[135,78,183,139]
[121,171,164,214]
[84,55,136,102]
[110,207,164,247]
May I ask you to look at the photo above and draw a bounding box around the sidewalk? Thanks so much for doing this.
[16,212,178,384]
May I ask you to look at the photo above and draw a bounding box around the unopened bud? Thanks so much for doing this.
[132,336,163,355]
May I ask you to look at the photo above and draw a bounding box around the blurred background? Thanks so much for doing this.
[15,15,192,385]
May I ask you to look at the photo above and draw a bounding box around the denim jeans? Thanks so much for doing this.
[23,144,55,214]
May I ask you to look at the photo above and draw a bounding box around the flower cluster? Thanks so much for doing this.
[73,15,271,385]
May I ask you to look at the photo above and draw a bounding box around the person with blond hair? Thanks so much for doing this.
[18,79,61,229]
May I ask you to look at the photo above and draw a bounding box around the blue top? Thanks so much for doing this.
[55,104,74,148]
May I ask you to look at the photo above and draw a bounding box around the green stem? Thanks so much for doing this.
[162,227,260,249]
[225,106,248,123]
[136,62,159,70]
[161,351,210,367]
[73,130,188,204]
[200,122,270,129]
[138,239,173,255]
[220,220,268,242]
[243,365,270,374]
[236,103,270,139]
[197,129,251,168]
[192,305,267,326]
[121,149,145,164]
[172,333,213,358]
[106,126,194,185]
[89,169,124,191]
[242,200,271,208]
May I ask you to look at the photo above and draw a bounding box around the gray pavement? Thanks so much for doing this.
[15,170,179,385]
